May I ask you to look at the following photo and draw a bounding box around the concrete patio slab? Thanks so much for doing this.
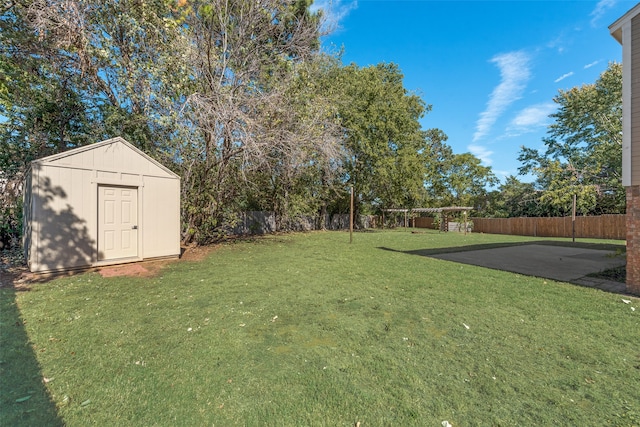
[430,244,625,287]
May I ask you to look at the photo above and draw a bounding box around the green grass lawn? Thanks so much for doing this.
[2,230,639,426]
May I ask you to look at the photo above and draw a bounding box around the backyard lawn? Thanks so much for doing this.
[1,230,639,426]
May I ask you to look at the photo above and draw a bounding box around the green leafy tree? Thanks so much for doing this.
[1,0,190,245]
[335,63,435,220]
[239,54,343,230]
[519,62,623,216]
[423,130,454,202]
[422,135,497,210]
[1,2,96,245]
[441,152,498,209]
[481,176,546,218]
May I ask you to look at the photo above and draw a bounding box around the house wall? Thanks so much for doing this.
[25,138,180,273]
[626,186,640,294]
[612,5,640,295]
[627,14,640,295]
[632,14,640,186]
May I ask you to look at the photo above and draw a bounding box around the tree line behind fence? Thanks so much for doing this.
[232,212,381,235]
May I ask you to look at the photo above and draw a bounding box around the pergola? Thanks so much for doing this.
[382,206,474,232]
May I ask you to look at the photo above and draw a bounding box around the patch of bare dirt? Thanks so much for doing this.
[98,263,151,278]
[0,243,222,288]
[0,247,29,289]
[180,243,220,262]
[98,259,172,278]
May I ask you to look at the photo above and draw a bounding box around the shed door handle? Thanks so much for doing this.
[132,225,138,230]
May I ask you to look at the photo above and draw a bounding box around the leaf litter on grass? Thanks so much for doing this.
[7,231,640,425]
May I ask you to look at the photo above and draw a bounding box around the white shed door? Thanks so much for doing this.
[98,186,138,261]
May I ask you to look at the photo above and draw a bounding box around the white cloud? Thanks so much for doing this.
[311,0,358,34]
[468,144,494,166]
[508,103,556,135]
[554,71,574,83]
[473,51,531,142]
[546,33,567,54]
[584,60,600,69]
[590,0,617,27]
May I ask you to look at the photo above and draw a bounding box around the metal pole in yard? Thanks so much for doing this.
[464,211,468,235]
[350,186,354,244]
[572,193,576,243]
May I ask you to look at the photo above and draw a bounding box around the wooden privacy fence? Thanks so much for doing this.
[470,215,626,240]
[413,217,435,229]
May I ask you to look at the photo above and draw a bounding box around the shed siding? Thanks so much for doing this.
[632,15,640,185]
[30,164,97,271]
[97,170,119,180]
[142,176,181,259]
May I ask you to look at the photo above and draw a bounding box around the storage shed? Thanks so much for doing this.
[23,137,181,273]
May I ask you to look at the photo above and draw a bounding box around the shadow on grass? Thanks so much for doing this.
[378,239,625,258]
[379,240,629,294]
[0,283,63,426]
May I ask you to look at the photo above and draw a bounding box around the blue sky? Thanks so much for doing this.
[312,0,636,183]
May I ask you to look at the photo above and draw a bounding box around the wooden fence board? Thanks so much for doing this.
[414,217,435,229]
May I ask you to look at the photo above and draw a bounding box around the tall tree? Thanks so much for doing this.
[519,62,623,215]
[179,0,330,242]
[239,54,343,230]
[439,152,498,208]
[422,134,497,210]
[335,63,433,220]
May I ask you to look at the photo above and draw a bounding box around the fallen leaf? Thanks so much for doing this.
[622,299,631,304]
[463,323,470,330]
[15,395,31,403]
[81,399,91,407]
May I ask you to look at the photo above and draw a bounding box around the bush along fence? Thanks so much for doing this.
[231,212,380,235]
[469,215,625,240]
